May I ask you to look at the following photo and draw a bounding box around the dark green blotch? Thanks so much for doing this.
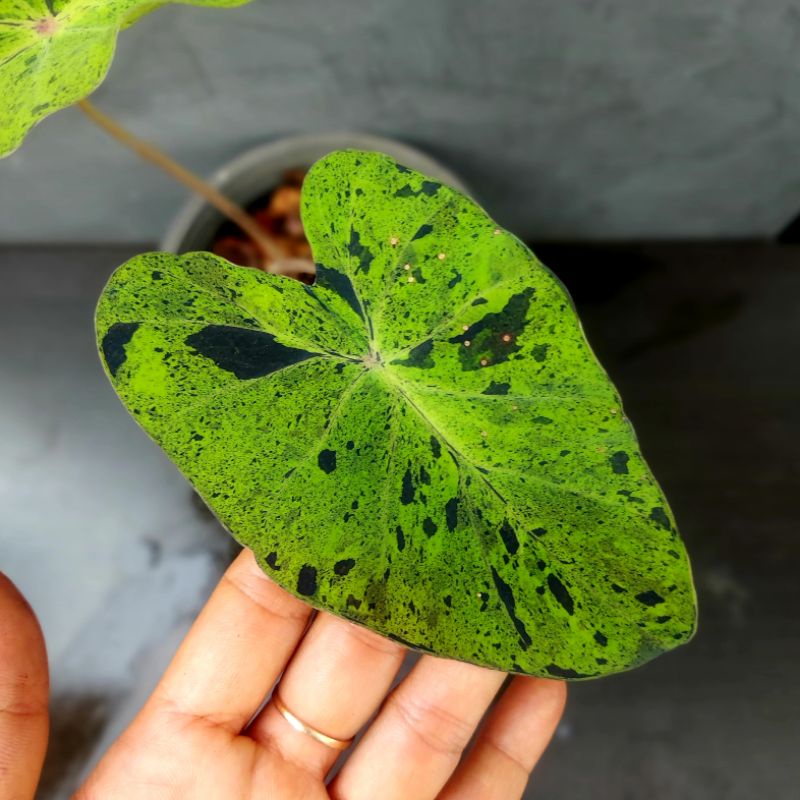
[102,322,140,378]
[401,469,415,504]
[185,325,312,379]
[636,590,665,607]
[547,574,575,615]
[297,565,317,596]
[594,631,608,646]
[491,567,532,650]
[422,517,438,536]
[348,229,375,273]
[396,525,406,551]
[472,297,488,306]
[545,664,595,679]
[318,449,337,473]
[393,339,434,369]
[314,263,365,319]
[610,451,630,474]
[445,497,459,532]
[532,527,547,537]
[448,288,534,370]
[443,595,452,607]
[618,489,644,504]
[395,181,440,201]
[430,436,442,459]
[412,223,434,240]
[334,558,356,576]
[649,507,672,530]
[499,520,519,555]
[532,344,549,362]
[151,270,163,280]
[448,271,462,289]
[482,381,510,395]
[265,552,280,570]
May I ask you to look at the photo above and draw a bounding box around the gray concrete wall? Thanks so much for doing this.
[1,0,799,242]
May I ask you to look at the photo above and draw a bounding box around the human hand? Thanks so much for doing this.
[1,550,565,799]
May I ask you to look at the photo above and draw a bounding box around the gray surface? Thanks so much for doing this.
[2,0,800,242]
[0,245,237,794]
[1,243,798,798]
[530,242,800,798]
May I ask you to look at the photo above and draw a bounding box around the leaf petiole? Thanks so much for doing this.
[77,98,293,272]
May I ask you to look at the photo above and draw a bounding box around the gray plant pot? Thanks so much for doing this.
[160,132,470,254]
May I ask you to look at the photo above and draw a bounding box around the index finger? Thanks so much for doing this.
[144,548,312,734]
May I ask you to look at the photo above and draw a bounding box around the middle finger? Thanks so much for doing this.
[330,656,506,800]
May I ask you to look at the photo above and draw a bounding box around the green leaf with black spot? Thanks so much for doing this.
[95,149,697,679]
[0,0,251,158]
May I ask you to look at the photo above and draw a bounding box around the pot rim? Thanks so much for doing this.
[160,131,471,254]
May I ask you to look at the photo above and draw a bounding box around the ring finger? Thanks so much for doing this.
[247,612,406,777]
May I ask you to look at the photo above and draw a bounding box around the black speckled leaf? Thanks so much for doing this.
[95,150,697,679]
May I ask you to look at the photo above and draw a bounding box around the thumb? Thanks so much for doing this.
[0,573,49,800]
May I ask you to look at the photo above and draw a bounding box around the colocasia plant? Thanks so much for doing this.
[1,0,291,270]
[0,0,251,156]
[2,2,697,680]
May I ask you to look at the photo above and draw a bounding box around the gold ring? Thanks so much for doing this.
[273,693,354,751]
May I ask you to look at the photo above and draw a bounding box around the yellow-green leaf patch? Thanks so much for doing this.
[0,0,251,157]
[95,150,697,679]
